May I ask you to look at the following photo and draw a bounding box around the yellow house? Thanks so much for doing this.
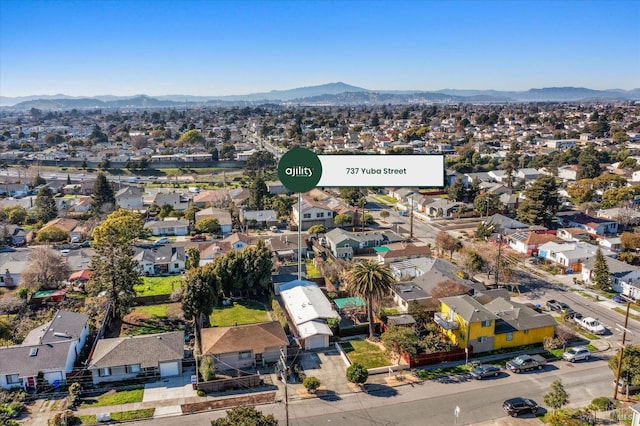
[435,295,556,353]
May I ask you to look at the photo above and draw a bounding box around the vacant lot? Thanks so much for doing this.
[209,301,269,327]
[340,339,390,369]
[135,276,182,296]
[122,303,185,336]
[80,386,144,408]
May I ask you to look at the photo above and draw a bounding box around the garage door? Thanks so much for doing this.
[44,371,63,385]
[159,361,180,377]
[305,335,327,350]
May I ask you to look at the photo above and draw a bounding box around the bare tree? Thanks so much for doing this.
[20,246,70,291]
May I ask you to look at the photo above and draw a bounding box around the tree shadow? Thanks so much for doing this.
[362,384,398,398]
[317,389,342,402]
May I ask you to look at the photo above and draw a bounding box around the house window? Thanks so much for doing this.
[316,212,324,218]
[5,374,19,384]
[481,320,491,327]
[126,364,141,374]
[174,263,179,269]
[239,351,252,360]
[506,332,513,341]
[303,214,311,219]
[524,329,529,334]
[98,368,111,377]
[477,336,487,343]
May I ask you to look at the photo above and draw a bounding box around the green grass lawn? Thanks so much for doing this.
[134,304,170,317]
[110,408,155,421]
[135,276,182,296]
[79,387,144,408]
[370,194,398,205]
[304,260,322,279]
[122,303,184,336]
[77,414,97,425]
[415,364,472,380]
[381,308,401,316]
[209,301,269,327]
[340,339,390,369]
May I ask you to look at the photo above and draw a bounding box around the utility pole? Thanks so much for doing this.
[297,192,302,280]
[409,195,414,240]
[495,234,502,286]
[614,301,631,400]
[279,347,289,426]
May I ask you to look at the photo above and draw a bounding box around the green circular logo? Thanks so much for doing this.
[278,147,322,192]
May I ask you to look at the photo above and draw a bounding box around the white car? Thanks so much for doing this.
[154,237,170,245]
[562,346,590,362]
[269,226,279,233]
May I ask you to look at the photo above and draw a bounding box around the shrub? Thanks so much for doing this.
[346,362,368,385]
[199,356,216,382]
[197,389,205,397]
[303,376,321,393]
[589,396,615,412]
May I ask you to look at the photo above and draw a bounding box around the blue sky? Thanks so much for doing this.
[1,0,638,97]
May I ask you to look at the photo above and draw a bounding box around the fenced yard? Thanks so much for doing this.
[209,300,269,327]
[339,339,390,369]
[134,275,182,296]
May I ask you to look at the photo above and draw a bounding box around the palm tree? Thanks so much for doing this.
[346,260,395,339]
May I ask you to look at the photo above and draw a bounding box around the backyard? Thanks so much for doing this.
[121,303,185,336]
[209,300,270,327]
[340,339,391,369]
[134,276,182,296]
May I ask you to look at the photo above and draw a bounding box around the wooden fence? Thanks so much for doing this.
[195,374,261,393]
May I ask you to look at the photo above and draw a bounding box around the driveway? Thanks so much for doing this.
[297,349,351,396]
[143,369,198,402]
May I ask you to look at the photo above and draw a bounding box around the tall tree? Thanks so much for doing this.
[473,193,501,217]
[182,266,218,352]
[241,240,273,297]
[92,173,116,213]
[34,186,58,223]
[243,151,277,177]
[592,248,610,290]
[346,260,395,339]
[447,177,467,202]
[86,210,144,321]
[212,250,245,297]
[502,142,520,189]
[247,176,268,210]
[381,325,419,365]
[576,143,602,180]
[609,345,640,396]
[185,247,200,270]
[543,379,569,416]
[516,176,560,228]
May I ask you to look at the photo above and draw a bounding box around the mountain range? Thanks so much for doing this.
[2,82,640,108]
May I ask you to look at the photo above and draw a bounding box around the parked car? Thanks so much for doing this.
[469,364,501,380]
[613,379,640,394]
[613,295,627,304]
[269,226,280,232]
[190,235,207,241]
[562,346,591,362]
[503,397,539,417]
[506,354,547,373]
[399,211,408,216]
[154,237,170,245]
[546,299,570,312]
[575,316,607,335]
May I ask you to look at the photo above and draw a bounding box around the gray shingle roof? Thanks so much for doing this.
[88,331,184,369]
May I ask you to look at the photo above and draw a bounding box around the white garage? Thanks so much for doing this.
[299,321,333,350]
[159,361,181,378]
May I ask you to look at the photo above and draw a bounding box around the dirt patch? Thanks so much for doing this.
[181,392,276,414]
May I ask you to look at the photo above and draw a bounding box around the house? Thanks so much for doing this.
[324,228,384,259]
[507,231,563,256]
[200,322,288,372]
[144,219,190,236]
[265,236,305,261]
[68,270,91,285]
[557,227,591,242]
[0,250,31,287]
[88,331,184,384]
[422,198,465,218]
[220,233,251,251]
[69,197,93,213]
[241,209,278,228]
[0,183,29,197]
[485,214,535,235]
[198,242,231,266]
[536,241,615,272]
[556,211,618,236]
[557,165,578,182]
[278,280,339,350]
[598,236,622,252]
[153,192,189,212]
[0,310,89,390]
[134,245,186,275]
[387,188,417,202]
[30,289,67,305]
[292,197,336,231]
[581,256,640,297]
[40,218,81,241]
[115,186,144,210]
[435,295,556,353]
[376,242,431,264]
[631,403,640,426]
[195,207,233,234]
[193,190,231,209]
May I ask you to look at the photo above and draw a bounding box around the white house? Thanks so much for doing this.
[278,280,339,350]
[115,186,144,210]
[582,256,640,298]
[144,219,190,236]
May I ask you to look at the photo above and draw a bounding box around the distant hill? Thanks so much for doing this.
[3,83,640,108]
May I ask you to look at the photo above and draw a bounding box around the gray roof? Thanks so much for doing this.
[0,341,73,377]
[387,314,416,326]
[487,214,532,234]
[133,245,186,264]
[394,282,430,302]
[439,295,499,323]
[22,310,89,346]
[483,298,557,331]
[582,256,640,275]
[242,209,278,222]
[88,331,184,369]
[144,219,190,229]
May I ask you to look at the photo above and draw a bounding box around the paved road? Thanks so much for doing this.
[130,358,614,425]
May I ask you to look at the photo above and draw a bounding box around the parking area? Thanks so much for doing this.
[142,368,199,402]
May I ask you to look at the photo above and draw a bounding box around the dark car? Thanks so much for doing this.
[613,295,627,304]
[546,299,570,312]
[190,235,207,242]
[503,397,539,417]
[469,364,501,380]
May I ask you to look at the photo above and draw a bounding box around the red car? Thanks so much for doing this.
[190,235,207,241]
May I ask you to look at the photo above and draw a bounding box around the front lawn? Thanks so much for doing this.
[111,408,155,421]
[79,387,144,408]
[370,194,398,205]
[209,301,269,327]
[340,339,391,369]
[135,276,182,296]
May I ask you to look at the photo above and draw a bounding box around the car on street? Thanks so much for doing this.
[503,397,539,417]
[546,299,570,312]
[613,379,640,394]
[562,346,591,362]
[399,211,408,216]
[154,237,170,245]
[613,294,627,304]
[190,235,207,241]
[469,364,501,380]
[269,226,280,232]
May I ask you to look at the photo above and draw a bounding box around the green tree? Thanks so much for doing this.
[334,213,353,228]
[609,345,640,396]
[516,176,560,228]
[89,124,108,144]
[182,266,218,351]
[31,173,46,188]
[567,179,595,204]
[219,143,236,160]
[210,405,278,426]
[473,193,501,217]
[34,186,58,223]
[502,142,520,189]
[212,250,245,297]
[577,143,602,180]
[447,177,467,202]
[5,206,27,225]
[346,362,369,386]
[195,217,221,235]
[199,355,216,381]
[185,247,200,270]
[307,224,327,238]
[184,204,200,224]
[544,379,569,415]
[346,260,395,339]
[86,210,144,321]
[379,210,390,221]
[178,129,205,145]
[592,248,610,290]
[240,240,273,296]
[475,220,496,239]
[243,151,277,177]
[381,325,419,365]
[35,226,69,243]
[92,173,116,213]
[247,176,268,210]
[339,188,366,207]
[302,376,321,394]
[158,204,175,219]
